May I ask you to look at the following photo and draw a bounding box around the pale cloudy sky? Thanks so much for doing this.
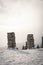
[0,0,43,49]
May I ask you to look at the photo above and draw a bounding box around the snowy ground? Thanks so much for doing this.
[0,48,43,65]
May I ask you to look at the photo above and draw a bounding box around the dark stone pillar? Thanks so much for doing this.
[7,32,16,48]
[26,34,34,49]
[41,37,43,48]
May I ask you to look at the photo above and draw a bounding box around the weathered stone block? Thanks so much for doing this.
[26,34,34,49]
[7,32,16,48]
[41,37,43,48]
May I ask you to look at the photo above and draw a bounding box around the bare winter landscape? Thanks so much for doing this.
[0,0,43,65]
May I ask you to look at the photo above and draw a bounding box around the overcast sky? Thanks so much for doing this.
[0,0,43,49]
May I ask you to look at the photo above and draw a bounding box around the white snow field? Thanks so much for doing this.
[0,48,43,65]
